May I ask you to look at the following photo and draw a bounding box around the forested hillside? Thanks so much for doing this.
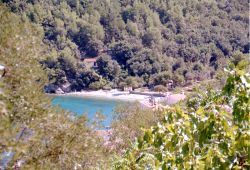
[2,0,249,92]
[0,2,249,169]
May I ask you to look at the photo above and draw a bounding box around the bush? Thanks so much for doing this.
[153,85,168,92]
[89,77,107,90]
[124,76,144,89]
[113,61,250,169]
[102,84,112,90]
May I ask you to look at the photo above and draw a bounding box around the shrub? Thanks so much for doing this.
[154,85,168,92]
[113,61,250,169]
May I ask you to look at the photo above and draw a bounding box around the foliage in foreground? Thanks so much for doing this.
[0,3,249,169]
[114,59,249,169]
[111,103,162,153]
[0,5,109,169]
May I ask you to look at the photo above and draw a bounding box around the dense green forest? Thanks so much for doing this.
[1,0,249,92]
[0,1,249,169]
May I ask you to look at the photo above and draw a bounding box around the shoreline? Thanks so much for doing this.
[48,89,186,107]
[48,89,164,102]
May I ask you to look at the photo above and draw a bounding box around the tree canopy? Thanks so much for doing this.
[0,1,249,169]
[1,0,248,91]
[113,56,250,169]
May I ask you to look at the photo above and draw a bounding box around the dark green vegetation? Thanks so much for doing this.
[0,6,160,168]
[0,5,111,169]
[2,0,249,92]
[0,1,249,169]
[114,54,250,169]
[111,103,163,153]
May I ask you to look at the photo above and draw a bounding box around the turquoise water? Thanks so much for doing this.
[51,95,123,127]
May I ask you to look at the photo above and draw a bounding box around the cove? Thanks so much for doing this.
[51,95,124,127]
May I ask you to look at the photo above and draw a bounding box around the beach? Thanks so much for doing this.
[58,90,164,101]
[54,89,186,108]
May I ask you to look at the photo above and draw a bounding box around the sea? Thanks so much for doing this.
[51,95,125,127]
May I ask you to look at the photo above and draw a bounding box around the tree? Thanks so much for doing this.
[71,69,100,91]
[154,85,168,92]
[110,103,162,153]
[119,76,144,89]
[73,21,104,57]
[57,54,77,80]
[89,77,107,90]
[126,20,139,36]
[3,0,249,91]
[110,41,136,68]
[0,6,110,169]
[113,59,250,169]
[142,27,161,47]
[96,55,121,81]
[149,71,172,87]
[127,49,162,76]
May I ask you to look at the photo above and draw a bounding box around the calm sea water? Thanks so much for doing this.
[51,95,124,127]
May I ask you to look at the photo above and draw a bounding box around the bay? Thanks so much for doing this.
[51,95,124,127]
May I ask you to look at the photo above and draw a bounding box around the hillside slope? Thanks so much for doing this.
[3,0,249,92]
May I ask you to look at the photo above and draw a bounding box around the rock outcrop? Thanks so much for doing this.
[44,82,72,94]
